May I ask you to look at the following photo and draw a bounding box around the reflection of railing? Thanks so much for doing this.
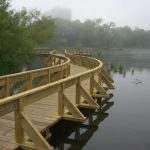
[50,100,114,150]
[0,50,114,150]
[0,51,70,98]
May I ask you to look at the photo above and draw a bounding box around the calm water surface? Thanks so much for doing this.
[49,49,150,150]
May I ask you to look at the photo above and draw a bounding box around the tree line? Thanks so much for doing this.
[49,18,150,49]
[1,0,150,75]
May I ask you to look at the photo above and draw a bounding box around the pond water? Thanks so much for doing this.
[48,49,150,150]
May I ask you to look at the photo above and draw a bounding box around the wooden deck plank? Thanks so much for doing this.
[0,63,89,150]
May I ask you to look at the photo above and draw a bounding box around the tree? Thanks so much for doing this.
[0,1,55,75]
[0,0,33,75]
[16,8,55,46]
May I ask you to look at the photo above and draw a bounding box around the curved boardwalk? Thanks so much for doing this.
[0,64,88,150]
[0,51,114,150]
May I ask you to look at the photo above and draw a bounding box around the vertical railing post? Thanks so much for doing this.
[27,73,32,90]
[4,78,10,97]
[80,56,82,66]
[58,83,64,116]
[67,64,70,76]
[59,57,61,64]
[48,69,51,83]
[76,77,81,105]
[59,66,63,79]
[54,56,56,65]
[14,99,25,144]
[90,73,94,96]
[93,60,95,68]
[98,70,102,85]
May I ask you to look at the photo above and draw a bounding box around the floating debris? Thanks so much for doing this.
[132,79,143,85]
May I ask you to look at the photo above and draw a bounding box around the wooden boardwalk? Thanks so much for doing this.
[0,64,89,150]
[0,51,114,150]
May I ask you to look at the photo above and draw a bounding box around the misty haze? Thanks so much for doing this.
[0,0,150,150]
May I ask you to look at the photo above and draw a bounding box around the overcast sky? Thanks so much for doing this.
[11,0,150,30]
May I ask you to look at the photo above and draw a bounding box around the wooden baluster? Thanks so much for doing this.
[59,57,61,64]
[58,83,64,116]
[76,77,81,105]
[93,60,95,68]
[14,99,25,144]
[4,78,10,97]
[59,67,63,79]
[54,56,56,65]
[67,64,70,76]
[48,70,51,83]
[98,71,102,85]
[90,73,94,96]
[27,73,32,90]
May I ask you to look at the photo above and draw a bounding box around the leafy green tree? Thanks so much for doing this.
[16,8,55,46]
[48,17,150,49]
[0,0,33,75]
[0,1,55,75]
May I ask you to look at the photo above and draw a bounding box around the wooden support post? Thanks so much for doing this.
[68,64,70,76]
[58,83,64,116]
[4,78,9,97]
[93,79,110,98]
[21,112,53,150]
[59,57,61,64]
[79,85,99,109]
[63,68,67,78]
[54,57,56,65]
[63,93,86,122]
[27,73,32,90]
[80,56,82,66]
[98,71,102,85]
[14,99,25,144]
[75,128,80,139]
[76,77,81,105]
[59,67,63,79]
[102,69,114,83]
[58,143,64,150]
[101,70,115,90]
[48,70,51,83]
[92,60,95,68]
[90,73,94,96]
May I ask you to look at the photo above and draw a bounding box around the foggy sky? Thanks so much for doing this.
[11,0,150,30]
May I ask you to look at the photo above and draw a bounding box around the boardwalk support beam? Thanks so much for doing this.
[79,85,99,109]
[101,70,115,90]
[63,93,86,122]
[93,79,110,98]
[21,112,53,150]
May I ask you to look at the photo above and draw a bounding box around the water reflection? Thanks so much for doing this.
[105,63,126,78]
[94,49,150,72]
[48,49,150,150]
[48,96,114,150]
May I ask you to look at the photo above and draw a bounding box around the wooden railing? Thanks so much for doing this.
[0,51,70,99]
[0,50,114,150]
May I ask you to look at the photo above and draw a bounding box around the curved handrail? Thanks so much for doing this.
[0,50,114,150]
[0,50,70,98]
[0,50,103,105]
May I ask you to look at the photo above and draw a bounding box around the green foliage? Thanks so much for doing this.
[0,1,55,75]
[15,8,55,46]
[49,18,150,49]
[29,16,55,46]
[0,0,33,75]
